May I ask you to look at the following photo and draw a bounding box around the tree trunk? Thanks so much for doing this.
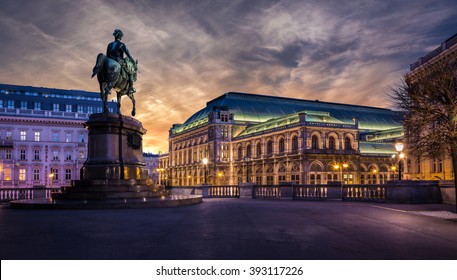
[451,146,457,213]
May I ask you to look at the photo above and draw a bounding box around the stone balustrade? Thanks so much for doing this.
[3,181,450,204]
[0,187,61,202]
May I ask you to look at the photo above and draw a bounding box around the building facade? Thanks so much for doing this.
[406,33,457,181]
[163,92,404,186]
[0,84,117,188]
[143,152,159,182]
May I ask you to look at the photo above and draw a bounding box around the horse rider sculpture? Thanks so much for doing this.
[92,29,139,116]
[107,29,136,94]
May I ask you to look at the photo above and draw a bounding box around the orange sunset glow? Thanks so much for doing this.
[1,0,456,153]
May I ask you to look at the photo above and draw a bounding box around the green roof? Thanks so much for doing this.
[359,142,396,156]
[237,110,350,138]
[173,92,402,134]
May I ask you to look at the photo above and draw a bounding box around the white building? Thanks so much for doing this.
[0,84,117,188]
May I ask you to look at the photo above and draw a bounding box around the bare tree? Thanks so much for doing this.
[390,61,457,212]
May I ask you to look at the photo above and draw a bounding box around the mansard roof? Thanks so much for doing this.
[359,141,397,156]
[0,83,100,98]
[175,92,402,134]
[236,110,352,138]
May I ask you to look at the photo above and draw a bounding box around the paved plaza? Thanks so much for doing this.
[1,199,457,260]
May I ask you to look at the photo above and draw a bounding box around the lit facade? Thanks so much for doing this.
[163,92,403,186]
[406,33,457,181]
[0,84,117,188]
[143,152,159,182]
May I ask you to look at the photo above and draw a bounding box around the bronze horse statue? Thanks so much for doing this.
[91,53,137,116]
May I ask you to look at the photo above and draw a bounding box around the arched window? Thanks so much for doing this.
[237,146,242,160]
[256,142,262,157]
[278,138,285,153]
[311,135,319,149]
[328,136,335,150]
[344,136,351,150]
[267,140,273,155]
[246,144,252,158]
[291,136,298,151]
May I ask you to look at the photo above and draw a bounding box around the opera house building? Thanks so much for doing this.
[160,92,403,187]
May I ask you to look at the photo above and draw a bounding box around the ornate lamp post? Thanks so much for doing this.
[202,158,208,184]
[49,173,54,188]
[218,172,223,185]
[395,142,404,180]
[334,163,348,185]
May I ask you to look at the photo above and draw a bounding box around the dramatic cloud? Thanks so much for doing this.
[1,0,456,152]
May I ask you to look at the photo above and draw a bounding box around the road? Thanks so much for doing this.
[1,199,457,259]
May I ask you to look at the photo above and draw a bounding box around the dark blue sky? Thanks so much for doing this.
[1,0,456,152]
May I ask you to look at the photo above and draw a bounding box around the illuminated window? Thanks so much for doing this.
[77,105,84,113]
[4,168,12,180]
[65,133,71,143]
[20,131,26,141]
[53,103,60,112]
[66,104,72,112]
[51,168,59,180]
[19,169,26,181]
[20,101,27,109]
[34,131,40,141]
[87,106,94,114]
[7,100,14,108]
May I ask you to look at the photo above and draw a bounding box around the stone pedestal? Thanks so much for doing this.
[81,112,148,180]
[52,113,164,201]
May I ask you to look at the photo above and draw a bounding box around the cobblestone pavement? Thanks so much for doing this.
[1,199,457,260]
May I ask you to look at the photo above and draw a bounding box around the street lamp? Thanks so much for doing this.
[395,142,404,180]
[202,158,208,184]
[49,173,54,188]
[218,172,223,185]
[334,163,348,185]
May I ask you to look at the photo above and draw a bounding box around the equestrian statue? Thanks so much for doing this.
[92,29,138,116]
